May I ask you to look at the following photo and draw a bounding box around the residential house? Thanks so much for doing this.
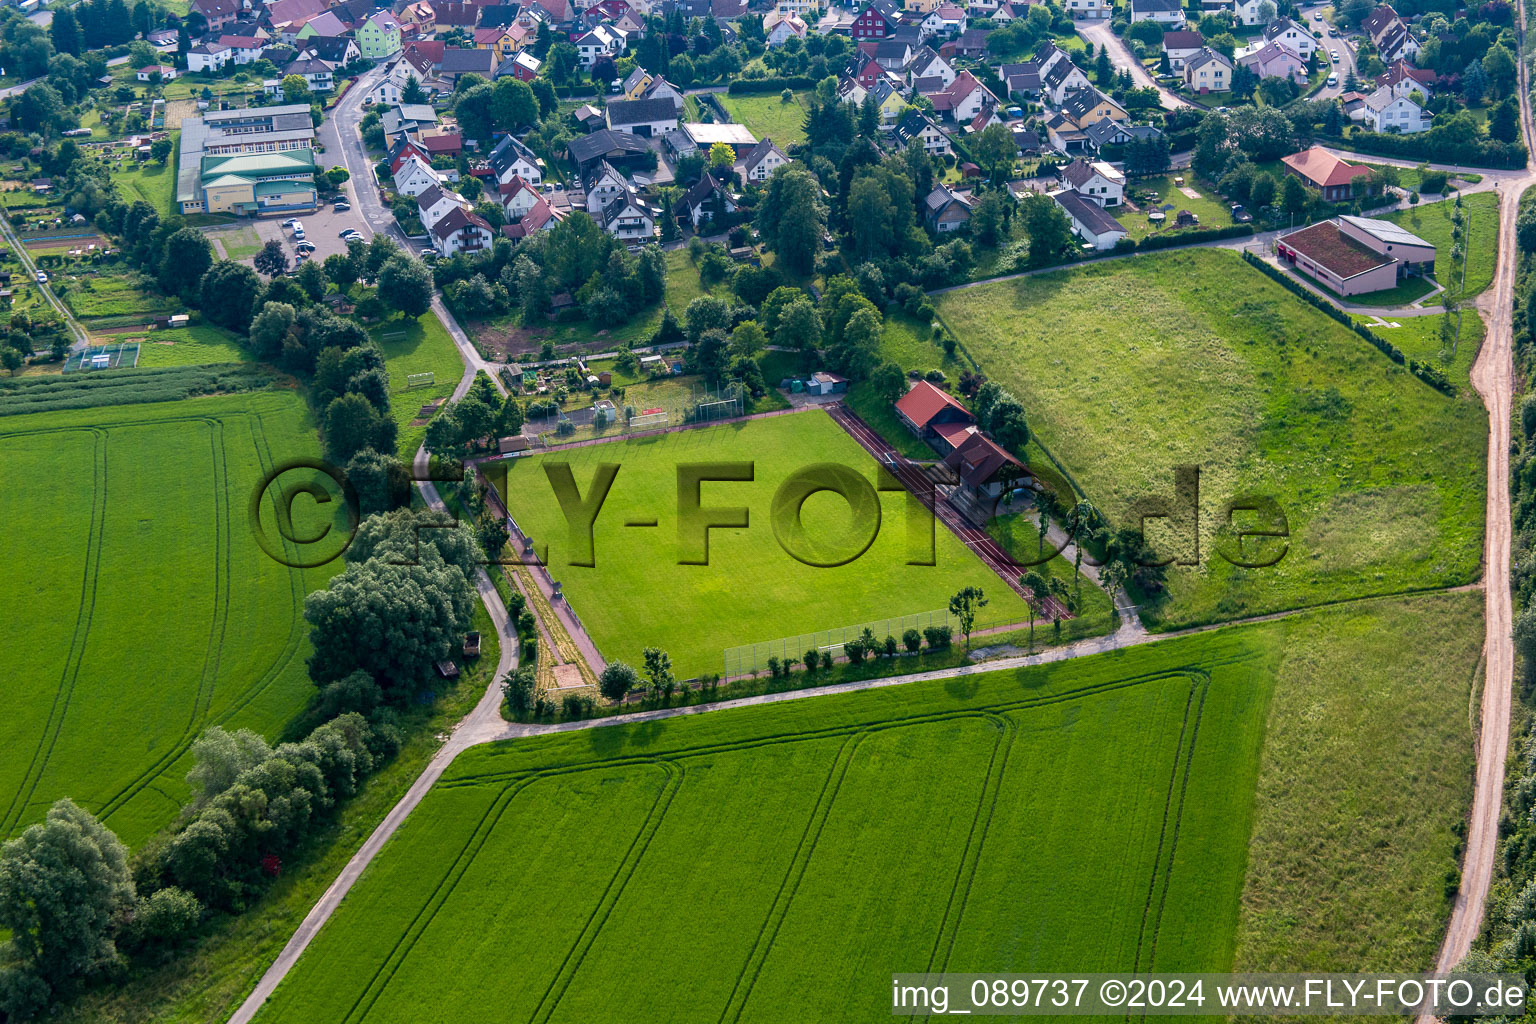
[433,1,483,28]
[1362,4,1419,63]
[1235,40,1307,83]
[598,187,657,239]
[382,102,439,140]
[765,10,809,44]
[187,42,233,72]
[1231,0,1269,25]
[495,50,542,82]
[943,28,989,58]
[1376,59,1435,100]
[1059,87,1127,128]
[1051,188,1126,249]
[431,206,495,254]
[1063,0,1107,18]
[280,58,335,91]
[1280,145,1372,201]
[893,379,974,438]
[965,103,1003,133]
[191,0,241,33]
[1082,118,1162,150]
[136,64,178,81]
[293,11,347,43]
[404,40,445,73]
[1361,86,1430,133]
[733,138,788,183]
[393,149,441,196]
[995,59,1041,98]
[369,59,419,105]
[862,76,908,124]
[474,26,519,60]
[930,70,996,121]
[417,183,469,230]
[605,96,677,136]
[905,46,955,88]
[931,3,966,34]
[852,0,900,39]
[503,196,567,238]
[218,34,267,63]
[775,0,821,16]
[1129,0,1184,24]
[620,66,654,97]
[421,130,464,158]
[439,47,498,84]
[575,24,625,66]
[639,76,685,111]
[1061,157,1124,206]
[567,128,651,169]
[499,175,543,219]
[1161,29,1204,69]
[304,36,359,66]
[358,11,403,59]
[1261,16,1316,59]
[869,38,914,69]
[399,1,436,35]
[1182,48,1232,93]
[991,1,1031,20]
[924,183,973,231]
[893,108,950,153]
[682,171,738,228]
[488,133,544,184]
[582,159,630,213]
[1040,53,1091,103]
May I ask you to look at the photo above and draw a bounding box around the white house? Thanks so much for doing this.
[733,138,789,183]
[1063,0,1108,18]
[1129,0,1184,25]
[1161,30,1205,70]
[416,183,468,231]
[605,96,678,137]
[1183,48,1232,93]
[1061,158,1125,207]
[187,42,233,72]
[574,24,624,66]
[893,109,950,154]
[1052,189,1126,249]
[904,46,956,89]
[598,188,657,240]
[487,134,543,186]
[136,64,178,81]
[1040,55,1091,104]
[394,155,441,197]
[430,207,495,255]
[218,35,267,64]
[369,60,417,106]
[764,10,808,45]
[582,160,630,213]
[499,175,543,220]
[1261,17,1316,59]
[1361,87,1431,134]
[1232,0,1268,25]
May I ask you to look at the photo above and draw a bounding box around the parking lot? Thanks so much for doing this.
[249,199,371,266]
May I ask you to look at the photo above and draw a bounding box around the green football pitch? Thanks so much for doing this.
[0,391,340,846]
[491,410,1031,679]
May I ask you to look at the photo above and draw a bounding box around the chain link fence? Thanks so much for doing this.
[723,608,953,678]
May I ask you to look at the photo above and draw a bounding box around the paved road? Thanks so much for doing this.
[1076,20,1189,111]
[0,215,89,349]
[1426,0,1531,979]
[329,65,506,397]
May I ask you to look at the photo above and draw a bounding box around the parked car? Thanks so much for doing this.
[296,240,316,253]
[1327,72,1339,85]
[283,218,302,228]
[421,246,440,258]
[333,201,351,211]
[1330,49,1339,59]
[1230,204,1253,223]
[289,220,305,234]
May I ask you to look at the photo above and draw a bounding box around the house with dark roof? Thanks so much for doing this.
[924,184,974,232]
[439,47,498,83]
[1160,29,1204,68]
[733,138,788,184]
[1051,188,1127,250]
[894,109,951,154]
[566,128,652,169]
[487,133,543,184]
[1261,16,1316,58]
[894,379,974,438]
[605,97,678,137]
[303,36,359,65]
[929,70,996,121]
[1182,47,1232,93]
[191,0,241,32]
[1061,158,1124,206]
[852,0,901,39]
[431,206,496,255]
[682,172,737,229]
[1129,0,1184,24]
[995,60,1042,97]
[599,188,657,240]
[1040,54,1091,103]
[1376,59,1435,100]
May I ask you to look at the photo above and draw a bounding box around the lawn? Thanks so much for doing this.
[110,139,179,216]
[1384,191,1499,304]
[252,591,1476,1023]
[491,249,728,355]
[493,409,1030,678]
[1114,173,1235,241]
[373,312,464,460]
[1358,308,1484,388]
[0,390,340,847]
[134,324,253,367]
[719,90,810,147]
[58,271,181,319]
[933,249,1487,630]
[211,224,263,261]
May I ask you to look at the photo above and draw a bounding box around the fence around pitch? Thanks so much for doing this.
[723,608,954,678]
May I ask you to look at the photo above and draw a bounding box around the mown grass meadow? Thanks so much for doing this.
[493,410,1030,678]
[934,249,1486,629]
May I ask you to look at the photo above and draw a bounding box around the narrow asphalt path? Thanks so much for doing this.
[1076,20,1188,111]
[0,214,90,349]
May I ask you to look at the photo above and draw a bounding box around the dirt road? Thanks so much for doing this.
[1428,11,1532,978]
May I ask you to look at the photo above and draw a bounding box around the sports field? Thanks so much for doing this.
[0,390,340,846]
[934,249,1486,629]
[493,410,1030,678]
[252,592,1476,1022]
[373,313,463,459]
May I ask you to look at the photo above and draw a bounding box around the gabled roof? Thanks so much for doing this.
[683,170,730,210]
[304,36,356,62]
[488,133,540,173]
[1279,220,1394,279]
[893,108,938,143]
[284,58,334,76]
[1041,56,1084,89]
[440,46,497,73]
[1052,188,1123,237]
[735,137,786,173]
[930,70,987,111]
[1161,29,1203,49]
[1060,87,1119,120]
[1185,47,1232,71]
[434,1,483,25]
[1377,59,1436,88]
[404,40,444,65]
[566,127,650,165]
[192,0,241,17]
[605,96,678,126]
[431,205,494,242]
[943,431,1023,489]
[1132,0,1183,11]
[1262,15,1303,38]
[894,379,973,430]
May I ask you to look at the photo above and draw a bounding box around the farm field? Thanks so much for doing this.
[373,313,463,459]
[1384,191,1498,303]
[493,409,1030,678]
[933,249,1486,629]
[134,324,253,367]
[253,591,1475,1023]
[0,389,340,847]
[719,91,810,146]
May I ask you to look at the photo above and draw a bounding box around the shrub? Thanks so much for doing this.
[766,655,782,678]
[924,625,952,649]
[561,693,596,719]
[804,647,819,673]
[502,666,536,713]
[883,634,898,657]
[925,369,946,383]
[844,638,867,663]
[903,628,922,653]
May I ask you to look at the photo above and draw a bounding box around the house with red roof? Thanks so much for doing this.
[894,380,975,439]
[1281,146,1373,202]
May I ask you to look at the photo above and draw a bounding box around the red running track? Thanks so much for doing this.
[827,404,1072,622]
